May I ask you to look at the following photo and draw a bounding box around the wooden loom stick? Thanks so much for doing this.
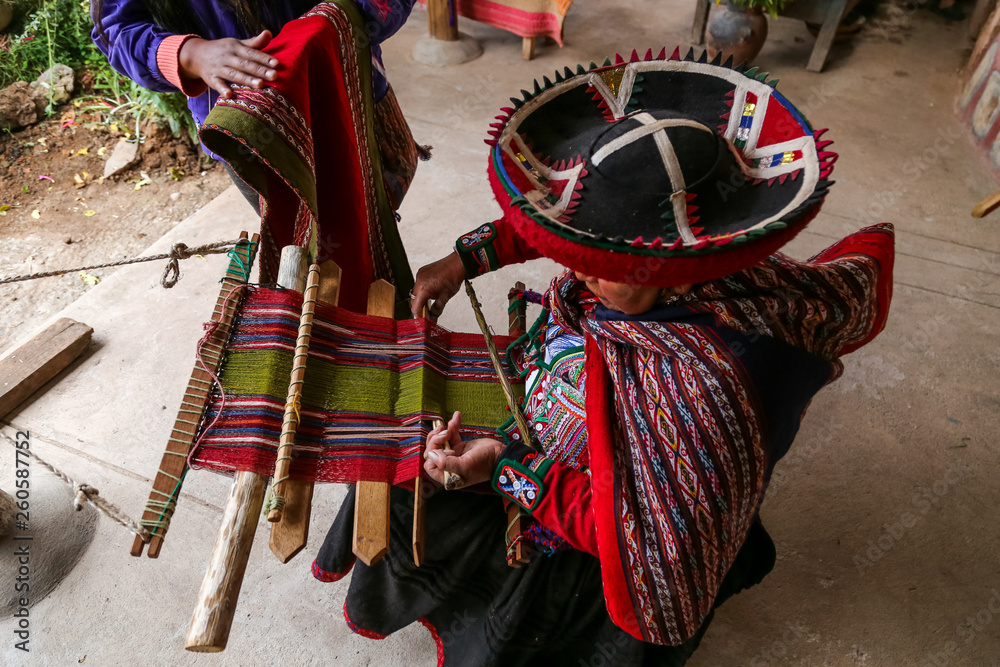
[0,317,93,420]
[353,280,395,566]
[464,281,533,445]
[506,281,530,567]
[972,186,1000,218]
[267,264,321,523]
[185,245,302,652]
[132,231,259,559]
[411,305,431,567]
[269,260,341,563]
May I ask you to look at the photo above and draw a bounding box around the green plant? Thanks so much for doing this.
[0,0,197,145]
[722,0,792,18]
[81,65,198,145]
[0,0,95,88]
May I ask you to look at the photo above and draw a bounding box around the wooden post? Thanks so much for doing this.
[184,245,303,652]
[427,0,458,41]
[522,36,536,60]
[269,260,341,563]
[0,318,93,420]
[184,470,267,652]
[352,280,395,566]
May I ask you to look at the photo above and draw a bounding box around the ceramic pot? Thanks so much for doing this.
[707,4,769,66]
[0,3,13,33]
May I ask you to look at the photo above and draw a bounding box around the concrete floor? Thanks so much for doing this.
[2,2,999,665]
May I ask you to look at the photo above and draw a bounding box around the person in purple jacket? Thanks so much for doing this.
[91,0,418,211]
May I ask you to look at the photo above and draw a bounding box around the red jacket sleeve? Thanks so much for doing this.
[490,441,598,556]
[455,213,541,277]
[532,462,599,556]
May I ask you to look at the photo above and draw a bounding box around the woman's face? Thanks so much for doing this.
[573,272,691,315]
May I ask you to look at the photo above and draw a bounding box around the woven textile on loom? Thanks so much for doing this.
[417,0,574,45]
[190,288,523,485]
[200,1,418,316]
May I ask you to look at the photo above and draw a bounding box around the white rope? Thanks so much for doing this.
[1,432,151,542]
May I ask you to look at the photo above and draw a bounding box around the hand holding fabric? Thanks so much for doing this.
[422,411,503,488]
[179,30,278,98]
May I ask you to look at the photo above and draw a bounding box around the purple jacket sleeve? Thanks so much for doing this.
[91,0,178,94]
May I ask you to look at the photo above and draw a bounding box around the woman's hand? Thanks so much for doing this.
[423,411,503,488]
[178,31,278,98]
[410,251,465,320]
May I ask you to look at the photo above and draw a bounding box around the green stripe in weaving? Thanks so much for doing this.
[201,106,318,215]
[221,350,520,429]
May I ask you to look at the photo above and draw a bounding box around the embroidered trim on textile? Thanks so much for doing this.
[524,311,589,470]
[456,223,501,277]
[417,618,445,667]
[343,601,388,639]
[492,441,554,512]
[311,557,354,582]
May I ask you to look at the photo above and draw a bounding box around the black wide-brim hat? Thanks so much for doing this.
[486,48,837,287]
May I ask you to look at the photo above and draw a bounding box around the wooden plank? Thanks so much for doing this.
[269,259,342,563]
[0,317,93,419]
[522,36,536,60]
[184,470,267,652]
[133,232,259,558]
[353,280,395,566]
[806,0,848,73]
[427,0,458,41]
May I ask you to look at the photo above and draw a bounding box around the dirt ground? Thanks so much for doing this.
[0,106,232,353]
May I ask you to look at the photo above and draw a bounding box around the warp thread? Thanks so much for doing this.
[0,431,152,542]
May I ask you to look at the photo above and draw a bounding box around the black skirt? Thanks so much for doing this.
[314,486,775,667]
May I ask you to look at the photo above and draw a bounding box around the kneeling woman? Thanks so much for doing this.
[314,51,895,665]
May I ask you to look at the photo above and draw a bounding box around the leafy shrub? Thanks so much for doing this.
[0,0,196,143]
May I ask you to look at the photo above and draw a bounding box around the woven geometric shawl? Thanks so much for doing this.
[551,223,894,644]
[200,1,415,317]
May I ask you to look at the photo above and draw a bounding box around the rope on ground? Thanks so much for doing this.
[1,432,152,542]
[0,238,249,289]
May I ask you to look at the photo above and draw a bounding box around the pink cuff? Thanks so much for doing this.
[156,34,208,97]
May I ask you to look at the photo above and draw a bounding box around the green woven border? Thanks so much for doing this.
[220,350,522,429]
